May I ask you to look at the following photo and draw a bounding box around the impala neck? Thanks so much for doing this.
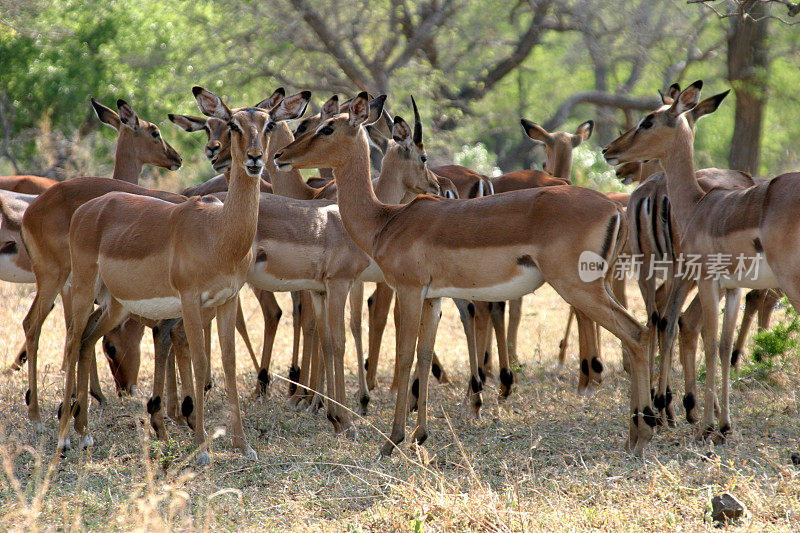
[332,128,387,254]
[267,122,317,199]
[111,135,143,184]
[660,121,705,234]
[219,154,261,259]
[373,143,409,204]
[550,151,572,180]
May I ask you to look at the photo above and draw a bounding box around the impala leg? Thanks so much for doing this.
[23,274,68,427]
[757,290,780,331]
[550,277,651,456]
[575,310,598,395]
[180,295,211,466]
[327,280,355,432]
[149,319,179,440]
[454,298,482,418]
[718,289,741,439]
[75,299,128,450]
[349,281,370,415]
[170,322,196,429]
[366,282,393,390]
[309,292,340,432]
[381,286,424,457]
[253,289,282,396]
[235,295,260,374]
[290,294,316,407]
[732,290,760,367]
[678,296,701,424]
[696,280,721,440]
[474,302,492,382]
[165,346,179,421]
[289,290,303,394]
[489,300,514,398]
[217,297,256,459]
[507,297,522,365]
[307,333,324,412]
[654,278,693,426]
[202,323,213,393]
[410,298,442,445]
[558,307,575,368]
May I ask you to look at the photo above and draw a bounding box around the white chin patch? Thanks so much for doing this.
[276,163,292,171]
[170,164,181,171]
[605,157,619,166]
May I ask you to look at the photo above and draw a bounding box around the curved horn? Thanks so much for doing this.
[411,95,422,144]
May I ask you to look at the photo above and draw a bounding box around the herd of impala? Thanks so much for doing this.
[0,78,789,465]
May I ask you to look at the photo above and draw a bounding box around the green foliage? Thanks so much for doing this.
[750,298,799,370]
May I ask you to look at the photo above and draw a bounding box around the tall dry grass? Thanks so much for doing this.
[1,281,800,531]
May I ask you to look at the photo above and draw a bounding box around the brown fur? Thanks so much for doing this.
[276,92,653,457]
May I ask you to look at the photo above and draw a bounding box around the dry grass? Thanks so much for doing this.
[1,280,800,531]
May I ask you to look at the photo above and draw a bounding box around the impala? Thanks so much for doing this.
[19,98,183,425]
[603,80,800,440]
[55,88,312,464]
[276,92,654,456]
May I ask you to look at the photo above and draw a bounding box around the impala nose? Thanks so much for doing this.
[206,141,221,160]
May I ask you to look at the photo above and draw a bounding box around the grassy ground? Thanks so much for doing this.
[1,280,799,531]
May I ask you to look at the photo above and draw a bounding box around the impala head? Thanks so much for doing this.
[603,81,705,165]
[380,96,441,196]
[193,86,311,178]
[293,94,341,139]
[520,118,593,178]
[612,83,729,184]
[274,92,387,171]
[168,113,233,173]
[91,98,183,171]
[102,318,145,396]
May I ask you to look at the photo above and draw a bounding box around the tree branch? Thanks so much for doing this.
[541,91,662,131]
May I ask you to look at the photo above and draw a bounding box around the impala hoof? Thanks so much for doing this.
[196,451,210,467]
[58,437,71,453]
[79,435,94,450]
[380,441,397,457]
[241,446,258,461]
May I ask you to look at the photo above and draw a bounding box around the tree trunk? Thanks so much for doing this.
[727,0,770,174]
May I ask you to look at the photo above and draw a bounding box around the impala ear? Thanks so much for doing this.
[662,83,681,104]
[91,98,121,131]
[521,119,553,146]
[391,116,413,147]
[192,86,232,121]
[669,80,702,118]
[366,95,387,126]
[117,100,139,130]
[168,114,208,133]
[255,87,285,110]
[691,89,730,122]
[348,92,370,126]
[572,120,594,146]
[366,124,389,155]
[270,90,312,123]
[0,194,29,233]
[320,95,340,120]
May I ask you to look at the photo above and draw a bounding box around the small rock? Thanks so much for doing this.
[711,492,746,525]
[791,453,800,466]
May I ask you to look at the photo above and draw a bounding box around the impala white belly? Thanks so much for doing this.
[247,268,324,292]
[357,259,384,283]
[118,296,183,320]
[0,255,34,283]
[426,267,545,301]
[718,254,779,290]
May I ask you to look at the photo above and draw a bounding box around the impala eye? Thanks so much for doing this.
[420,155,428,163]
[319,125,334,136]
[296,122,307,134]
[638,114,655,130]
[228,121,240,133]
